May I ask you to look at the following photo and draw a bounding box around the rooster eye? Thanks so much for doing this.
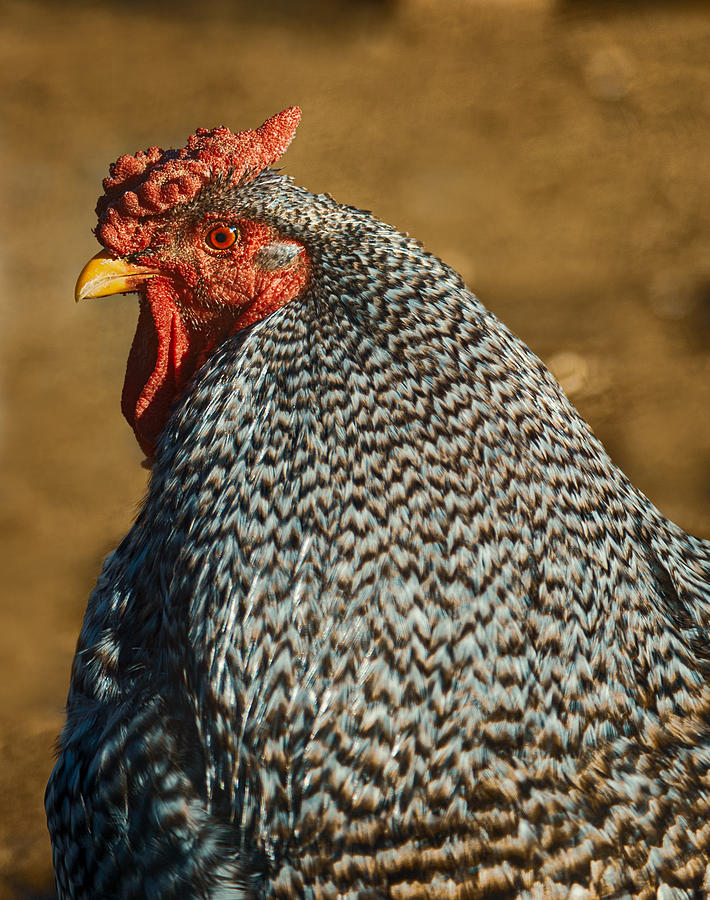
[205,224,239,251]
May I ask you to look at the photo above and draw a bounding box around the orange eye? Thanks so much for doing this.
[205,224,239,251]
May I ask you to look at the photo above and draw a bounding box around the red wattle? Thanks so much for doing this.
[121,279,193,459]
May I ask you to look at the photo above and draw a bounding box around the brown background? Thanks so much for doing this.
[1,0,709,896]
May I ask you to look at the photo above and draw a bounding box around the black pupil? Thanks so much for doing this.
[214,230,228,244]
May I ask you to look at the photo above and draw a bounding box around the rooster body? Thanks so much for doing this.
[47,111,710,899]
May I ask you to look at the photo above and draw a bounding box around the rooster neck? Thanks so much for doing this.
[107,253,705,809]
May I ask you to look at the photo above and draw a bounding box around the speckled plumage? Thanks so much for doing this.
[47,163,710,899]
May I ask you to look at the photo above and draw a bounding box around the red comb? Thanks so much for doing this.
[96,107,302,255]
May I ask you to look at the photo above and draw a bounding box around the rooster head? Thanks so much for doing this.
[75,107,308,461]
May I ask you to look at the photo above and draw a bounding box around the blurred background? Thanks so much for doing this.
[1,0,709,896]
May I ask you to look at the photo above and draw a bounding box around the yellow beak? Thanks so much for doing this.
[75,249,159,302]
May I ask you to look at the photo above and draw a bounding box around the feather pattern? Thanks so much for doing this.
[47,171,710,899]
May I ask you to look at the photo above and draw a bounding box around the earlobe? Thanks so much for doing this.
[253,242,302,272]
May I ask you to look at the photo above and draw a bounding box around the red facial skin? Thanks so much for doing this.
[123,218,309,461]
[92,110,306,460]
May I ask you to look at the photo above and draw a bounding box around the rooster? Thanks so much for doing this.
[46,107,710,899]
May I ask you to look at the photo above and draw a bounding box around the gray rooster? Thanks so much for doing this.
[46,107,710,899]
